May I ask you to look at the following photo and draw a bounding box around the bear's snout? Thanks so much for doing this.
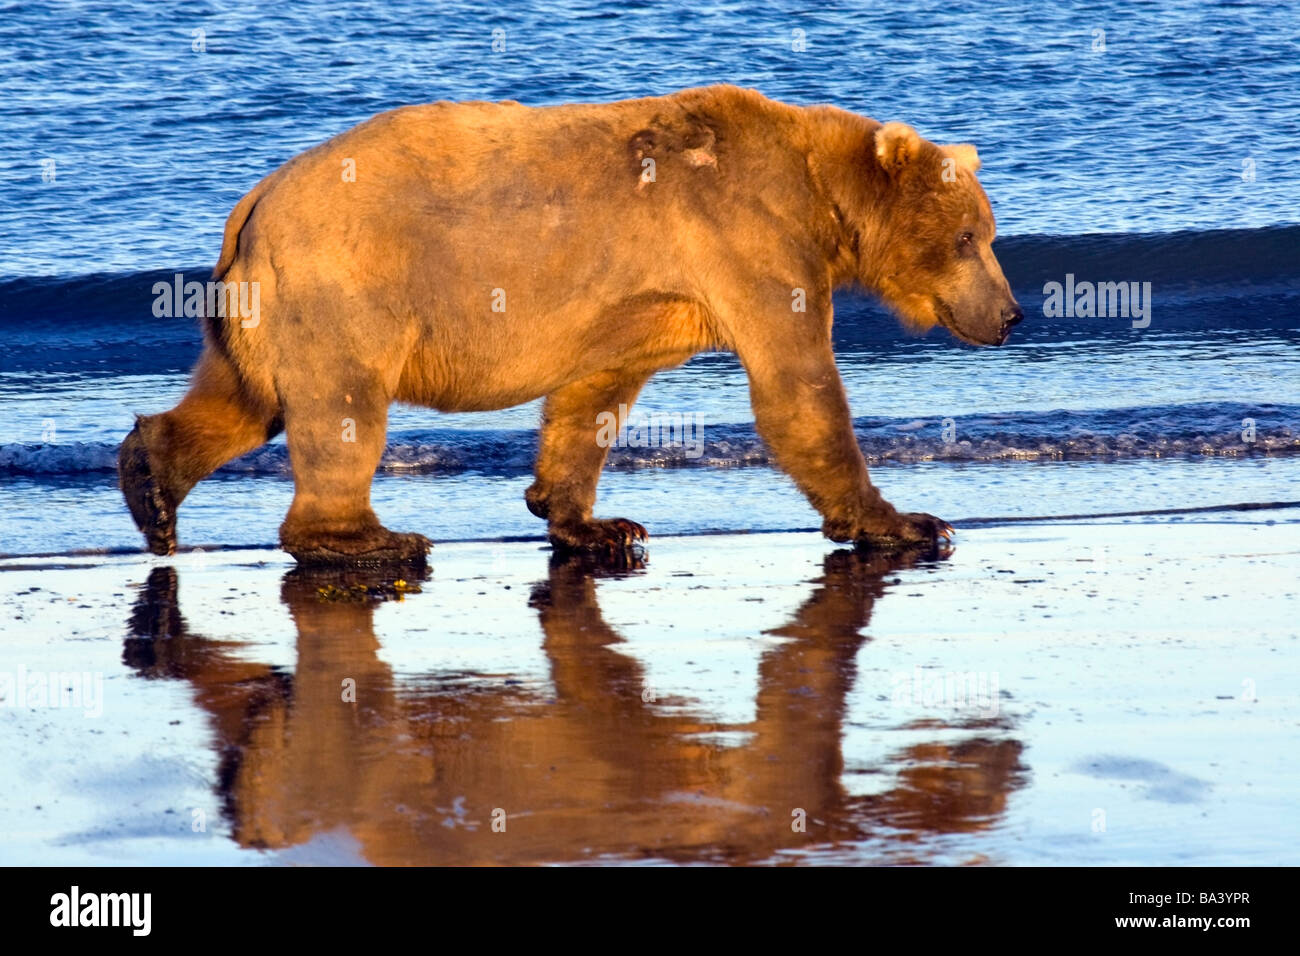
[998,303,1025,344]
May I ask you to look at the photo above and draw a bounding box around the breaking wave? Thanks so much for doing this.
[3,402,1296,477]
[2,224,1298,372]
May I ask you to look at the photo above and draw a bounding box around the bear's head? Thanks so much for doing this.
[857,123,1022,346]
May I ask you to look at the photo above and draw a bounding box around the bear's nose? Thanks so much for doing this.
[997,304,1024,345]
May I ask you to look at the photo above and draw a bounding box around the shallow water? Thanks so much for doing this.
[1,523,1296,865]
[3,0,1299,278]
[2,455,1298,557]
[2,1,1299,555]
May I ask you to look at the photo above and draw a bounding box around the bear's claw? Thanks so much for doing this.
[549,517,648,557]
[118,421,177,556]
[828,511,955,552]
[904,512,955,542]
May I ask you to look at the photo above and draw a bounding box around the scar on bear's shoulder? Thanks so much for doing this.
[627,113,719,190]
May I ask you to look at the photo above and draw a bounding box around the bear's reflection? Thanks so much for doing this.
[124,549,1025,864]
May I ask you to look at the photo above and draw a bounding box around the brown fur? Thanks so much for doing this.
[119,85,1021,563]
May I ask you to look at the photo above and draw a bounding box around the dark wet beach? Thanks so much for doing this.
[2,520,1296,865]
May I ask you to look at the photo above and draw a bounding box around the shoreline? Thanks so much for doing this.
[2,495,1295,563]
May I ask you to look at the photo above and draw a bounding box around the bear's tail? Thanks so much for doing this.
[201,178,280,413]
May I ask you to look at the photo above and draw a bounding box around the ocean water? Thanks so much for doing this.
[1,0,1298,555]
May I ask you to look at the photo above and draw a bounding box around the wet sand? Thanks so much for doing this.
[1,517,1297,865]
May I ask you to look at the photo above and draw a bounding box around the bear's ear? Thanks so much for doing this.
[874,122,922,177]
[942,143,981,173]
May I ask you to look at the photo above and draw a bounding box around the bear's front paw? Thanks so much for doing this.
[549,517,648,557]
[891,511,955,546]
[825,511,954,552]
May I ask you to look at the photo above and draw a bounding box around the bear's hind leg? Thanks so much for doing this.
[278,383,430,567]
[526,368,656,556]
[119,348,281,555]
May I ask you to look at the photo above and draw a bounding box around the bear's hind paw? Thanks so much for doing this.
[118,421,177,556]
[285,530,432,568]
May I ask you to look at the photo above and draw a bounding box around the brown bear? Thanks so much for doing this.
[119,85,1021,566]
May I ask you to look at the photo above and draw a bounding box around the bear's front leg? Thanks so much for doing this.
[741,337,953,552]
[527,369,656,557]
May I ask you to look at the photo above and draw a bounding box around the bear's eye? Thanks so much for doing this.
[957,232,974,249]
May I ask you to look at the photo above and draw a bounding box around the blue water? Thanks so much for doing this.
[1,0,1298,554]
